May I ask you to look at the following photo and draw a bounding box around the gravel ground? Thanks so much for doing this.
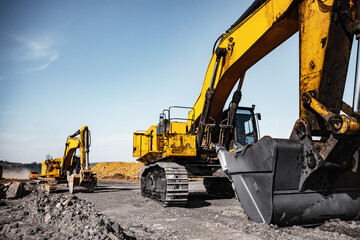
[77,181,360,240]
[1,181,360,240]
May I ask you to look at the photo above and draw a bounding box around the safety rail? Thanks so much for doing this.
[158,106,195,155]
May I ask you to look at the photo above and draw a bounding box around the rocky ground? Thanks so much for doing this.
[1,180,360,240]
[0,182,133,240]
[78,181,360,240]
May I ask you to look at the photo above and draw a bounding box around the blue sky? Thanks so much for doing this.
[0,0,358,163]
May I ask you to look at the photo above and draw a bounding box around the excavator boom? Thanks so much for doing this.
[189,0,298,128]
[61,126,91,174]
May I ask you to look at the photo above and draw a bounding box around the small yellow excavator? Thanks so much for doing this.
[134,0,360,226]
[40,126,96,193]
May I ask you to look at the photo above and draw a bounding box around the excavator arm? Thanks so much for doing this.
[211,0,360,225]
[190,0,298,130]
[191,0,359,141]
[60,126,95,193]
[61,126,91,174]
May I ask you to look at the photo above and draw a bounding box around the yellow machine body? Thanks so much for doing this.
[134,122,196,164]
[41,158,63,178]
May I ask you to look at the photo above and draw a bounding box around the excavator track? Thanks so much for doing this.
[40,182,57,193]
[141,162,188,207]
[37,178,63,193]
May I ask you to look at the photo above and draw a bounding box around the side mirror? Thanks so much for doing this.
[256,113,262,120]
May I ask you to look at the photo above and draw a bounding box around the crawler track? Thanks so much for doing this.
[141,162,188,206]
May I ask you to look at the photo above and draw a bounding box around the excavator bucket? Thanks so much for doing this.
[217,137,360,226]
[68,171,97,194]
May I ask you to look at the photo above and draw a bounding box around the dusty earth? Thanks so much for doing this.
[1,180,360,239]
[75,181,360,240]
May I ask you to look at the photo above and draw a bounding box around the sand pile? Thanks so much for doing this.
[92,162,143,181]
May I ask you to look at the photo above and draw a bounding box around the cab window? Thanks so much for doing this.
[234,109,256,145]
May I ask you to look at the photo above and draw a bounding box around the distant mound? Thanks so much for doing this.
[91,162,143,181]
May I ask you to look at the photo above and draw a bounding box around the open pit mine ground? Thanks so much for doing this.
[1,162,360,239]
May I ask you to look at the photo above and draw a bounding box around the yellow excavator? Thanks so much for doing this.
[40,126,97,193]
[134,0,360,226]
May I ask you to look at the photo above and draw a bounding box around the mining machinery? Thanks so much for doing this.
[40,126,96,193]
[133,0,360,226]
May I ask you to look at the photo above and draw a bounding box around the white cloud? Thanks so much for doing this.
[27,54,59,72]
[10,34,59,72]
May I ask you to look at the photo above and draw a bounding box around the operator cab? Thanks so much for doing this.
[222,106,259,147]
[234,107,259,145]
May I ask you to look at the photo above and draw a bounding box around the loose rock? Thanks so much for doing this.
[0,185,133,240]
[5,182,24,199]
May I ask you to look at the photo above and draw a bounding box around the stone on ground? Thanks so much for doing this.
[5,182,24,199]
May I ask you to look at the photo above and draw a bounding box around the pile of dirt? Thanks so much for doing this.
[0,185,134,240]
[92,162,143,181]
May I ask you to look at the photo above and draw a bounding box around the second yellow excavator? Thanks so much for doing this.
[40,126,97,193]
[134,0,360,226]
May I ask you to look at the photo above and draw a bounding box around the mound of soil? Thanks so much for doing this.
[0,185,134,240]
[92,162,143,181]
